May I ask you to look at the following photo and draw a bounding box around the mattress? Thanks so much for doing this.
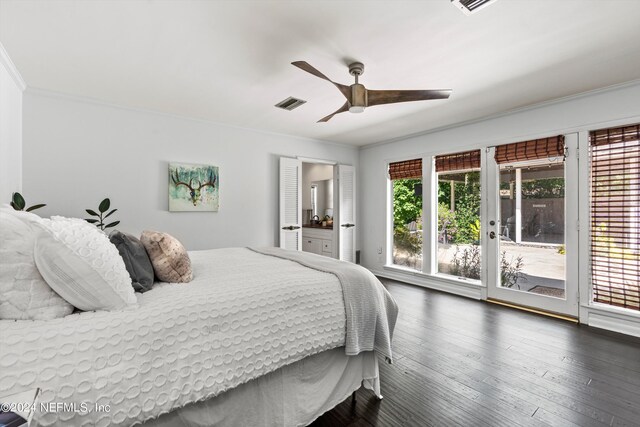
[1,248,348,427]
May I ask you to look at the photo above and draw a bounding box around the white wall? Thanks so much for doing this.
[0,44,25,203]
[22,91,357,250]
[359,81,640,273]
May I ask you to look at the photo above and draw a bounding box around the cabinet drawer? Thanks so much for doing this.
[322,240,332,253]
[303,238,322,254]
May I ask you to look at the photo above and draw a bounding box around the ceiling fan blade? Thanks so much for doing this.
[317,102,349,123]
[367,89,452,107]
[292,61,351,101]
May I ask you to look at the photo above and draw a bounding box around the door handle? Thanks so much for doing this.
[281,226,301,230]
[341,223,355,228]
[489,231,496,239]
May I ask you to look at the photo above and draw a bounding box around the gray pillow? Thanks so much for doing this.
[109,230,155,293]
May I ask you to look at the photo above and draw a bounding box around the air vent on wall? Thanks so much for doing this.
[275,97,306,111]
[451,0,496,15]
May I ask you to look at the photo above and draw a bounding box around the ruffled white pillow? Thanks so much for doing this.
[34,216,136,311]
[0,208,74,320]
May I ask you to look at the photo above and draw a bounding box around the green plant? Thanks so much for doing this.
[437,202,457,242]
[446,246,525,286]
[470,219,481,243]
[85,198,120,231]
[10,192,46,212]
[437,171,481,245]
[393,226,422,259]
[449,245,481,279]
[500,251,525,289]
[393,179,422,228]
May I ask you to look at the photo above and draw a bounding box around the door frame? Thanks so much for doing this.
[484,134,580,317]
[294,157,357,262]
[298,157,340,256]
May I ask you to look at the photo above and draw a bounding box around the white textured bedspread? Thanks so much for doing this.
[250,247,398,361]
[0,248,349,427]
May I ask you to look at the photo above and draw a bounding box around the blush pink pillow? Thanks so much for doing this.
[140,230,192,283]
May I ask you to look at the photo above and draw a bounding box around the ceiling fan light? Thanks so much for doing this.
[349,106,365,113]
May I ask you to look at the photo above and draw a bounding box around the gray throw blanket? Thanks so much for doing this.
[249,247,399,362]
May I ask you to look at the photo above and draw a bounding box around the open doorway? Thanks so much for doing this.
[301,162,336,258]
[279,157,356,262]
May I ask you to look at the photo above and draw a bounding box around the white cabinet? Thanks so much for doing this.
[301,227,336,258]
[302,237,322,254]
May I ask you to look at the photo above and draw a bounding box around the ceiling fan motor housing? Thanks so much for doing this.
[350,83,367,113]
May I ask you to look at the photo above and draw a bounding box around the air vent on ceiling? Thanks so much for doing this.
[275,97,306,111]
[451,0,496,15]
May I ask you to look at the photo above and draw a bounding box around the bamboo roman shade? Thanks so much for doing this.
[435,150,481,172]
[494,136,565,164]
[389,158,422,180]
[590,124,640,311]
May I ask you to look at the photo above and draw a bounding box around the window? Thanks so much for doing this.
[590,124,640,311]
[435,150,481,280]
[389,158,423,270]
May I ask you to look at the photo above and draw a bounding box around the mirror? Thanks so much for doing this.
[311,179,333,219]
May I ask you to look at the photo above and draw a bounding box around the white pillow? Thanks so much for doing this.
[0,208,74,320]
[34,216,136,311]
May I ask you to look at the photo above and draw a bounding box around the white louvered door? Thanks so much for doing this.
[279,157,302,251]
[338,164,356,262]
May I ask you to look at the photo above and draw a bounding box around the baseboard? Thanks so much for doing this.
[586,309,640,338]
[369,268,482,300]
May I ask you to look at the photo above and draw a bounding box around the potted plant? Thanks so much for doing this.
[85,198,120,231]
[9,192,46,212]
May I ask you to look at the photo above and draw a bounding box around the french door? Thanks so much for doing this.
[484,134,580,317]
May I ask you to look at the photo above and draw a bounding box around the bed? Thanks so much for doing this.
[0,247,398,427]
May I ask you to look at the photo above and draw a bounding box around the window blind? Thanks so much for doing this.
[435,150,481,172]
[590,124,640,311]
[495,136,565,164]
[389,158,422,180]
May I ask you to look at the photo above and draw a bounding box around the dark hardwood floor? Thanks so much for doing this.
[311,278,640,427]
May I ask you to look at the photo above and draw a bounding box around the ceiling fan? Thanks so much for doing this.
[292,61,452,122]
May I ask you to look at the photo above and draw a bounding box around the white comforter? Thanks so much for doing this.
[0,248,347,427]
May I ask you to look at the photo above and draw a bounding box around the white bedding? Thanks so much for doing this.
[1,248,348,427]
[142,347,380,427]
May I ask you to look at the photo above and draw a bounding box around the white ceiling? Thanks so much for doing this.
[1,0,640,146]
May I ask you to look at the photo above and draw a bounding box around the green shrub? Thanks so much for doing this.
[448,246,525,288]
[393,179,422,228]
[500,251,525,289]
[393,226,422,259]
[449,245,481,279]
[437,202,457,242]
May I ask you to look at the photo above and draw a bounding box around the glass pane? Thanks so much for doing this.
[498,161,566,298]
[437,170,481,280]
[392,179,423,270]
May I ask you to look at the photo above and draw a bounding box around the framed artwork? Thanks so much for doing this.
[169,163,219,211]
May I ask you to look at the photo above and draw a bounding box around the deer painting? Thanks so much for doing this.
[169,163,219,211]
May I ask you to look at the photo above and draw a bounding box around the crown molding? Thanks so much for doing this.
[361,78,640,150]
[24,86,358,151]
[0,42,26,91]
